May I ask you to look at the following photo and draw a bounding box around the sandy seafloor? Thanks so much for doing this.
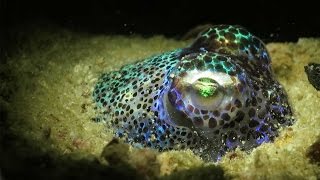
[0,27,320,180]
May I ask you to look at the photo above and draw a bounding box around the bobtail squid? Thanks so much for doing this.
[93,25,294,161]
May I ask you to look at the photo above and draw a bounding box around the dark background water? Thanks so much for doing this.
[1,0,320,59]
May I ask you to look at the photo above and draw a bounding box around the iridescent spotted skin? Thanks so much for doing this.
[93,25,294,161]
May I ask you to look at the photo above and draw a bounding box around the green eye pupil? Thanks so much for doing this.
[193,78,219,98]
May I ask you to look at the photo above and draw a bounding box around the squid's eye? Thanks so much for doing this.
[190,77,225,110]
